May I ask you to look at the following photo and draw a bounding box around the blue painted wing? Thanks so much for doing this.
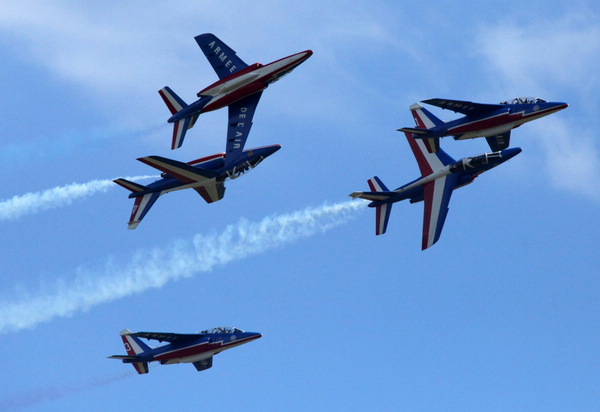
[225,92,262,162]
[132,332,204,344]
[194,33,248,79]
[137,156,225,203]
[421,173,458,250]
[423,98,505,116]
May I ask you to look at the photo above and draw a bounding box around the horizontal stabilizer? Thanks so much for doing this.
[397,127,429,135]
[349,191,396,202]
[113,178,147,193]
[138,156,219,183]
[108,355,140,361]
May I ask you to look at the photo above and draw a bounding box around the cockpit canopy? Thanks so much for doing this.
[200,326,244,334]
[499,97,547,105]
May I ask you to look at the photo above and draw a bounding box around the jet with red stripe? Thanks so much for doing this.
[350,132,521,250]
[114,144,280,229]
[109,327,261,374]
[159,33,312,149]
[398,97,567,152]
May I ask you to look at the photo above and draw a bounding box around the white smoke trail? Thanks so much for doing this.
[0,200,366,334]
[0,175,157,221]
[0,371,134,411]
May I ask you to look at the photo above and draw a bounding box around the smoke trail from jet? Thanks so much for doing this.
[0,175,157,221]
[0,200,365,334]
[0,371,134,411]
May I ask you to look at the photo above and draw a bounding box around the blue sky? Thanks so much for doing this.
[1,1,599,410]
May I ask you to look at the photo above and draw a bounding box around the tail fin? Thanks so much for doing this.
[409,103,444,129]
[367,177,393,236]
[159,86,188,115]
[113,179,161,230]
[118,329,151,375]
[159,87,194,149]
[113,178,147,193]
[398,103,445,153]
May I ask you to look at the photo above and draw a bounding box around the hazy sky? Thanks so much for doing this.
[1,1,599,411]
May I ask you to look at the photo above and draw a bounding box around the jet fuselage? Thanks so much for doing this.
[130,144,281,198]
[421,101,568,140]
[137,332,262,366]
[366,147,522,207]
[168,50,312,123]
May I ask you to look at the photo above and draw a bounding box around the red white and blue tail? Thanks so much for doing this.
[113,179,161,230]
[409,103,444,130]
[399,103,444,152]
[159,87,196,150]
[350,176,402,235]
[367,177,393,236]
[350,177,395,235]
[109,329,151,375]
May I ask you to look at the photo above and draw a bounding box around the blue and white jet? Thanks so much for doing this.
[399,97,567,152]
[114,143,280,229]
[109,327,261,374]
[160,33,312,149]
[350,132,521,250]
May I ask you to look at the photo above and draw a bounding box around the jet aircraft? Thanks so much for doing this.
[398,97,567,152]
[350,132,521,250]
[114,144,280,229]
[109,327,261,374]
[160,33,312,149]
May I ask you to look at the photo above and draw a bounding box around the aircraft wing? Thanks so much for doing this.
[131,332,204,344]
[421,173,458,250]
[193,181,225,204]
[194,33,249,79]
[138,156,220,183]
[225,92,262,162]
[138,156,225,203]
[423,98,505,116]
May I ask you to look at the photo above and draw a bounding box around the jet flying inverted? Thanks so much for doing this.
[114,143,280,229]
[109,327,261,374]
[160,33,312,149]
[398,97,567,152]
[350,133,521,250]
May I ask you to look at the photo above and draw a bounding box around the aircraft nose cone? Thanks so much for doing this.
[550,102,569,112]
[246,332,262,341]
